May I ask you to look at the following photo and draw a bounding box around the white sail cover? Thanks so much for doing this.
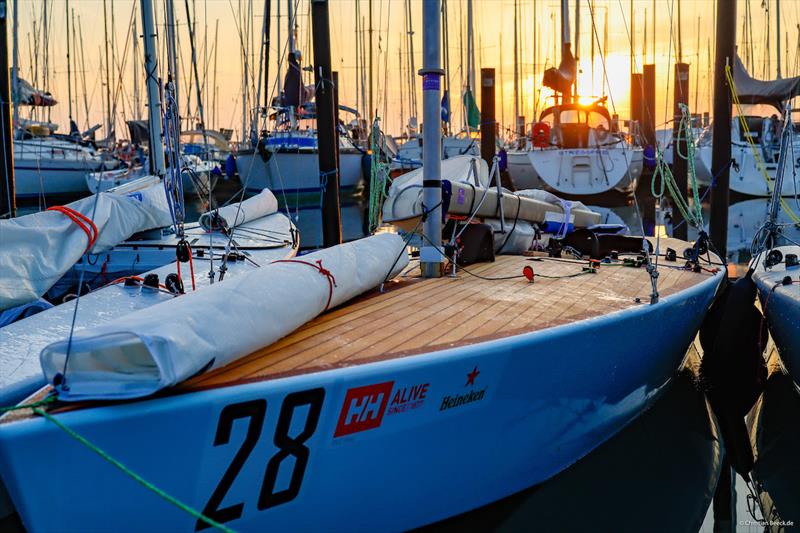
[0,186,172,311]
[199,188,278,231]
[40,233,409,401]
[388,154,488,199]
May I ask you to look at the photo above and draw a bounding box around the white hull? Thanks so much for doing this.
[86,165,213,195]
[236,150,365,195]
[14,138,116,197]
[696,143,800,197]
[509,146,642,196]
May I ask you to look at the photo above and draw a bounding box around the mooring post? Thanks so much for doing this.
[672,62,690,240]
[710,0,735,257]
[480,68,496,174]
[630,72,643,136]
[0,0,16,218]
[642,64,657,148]
[311,0,342,247]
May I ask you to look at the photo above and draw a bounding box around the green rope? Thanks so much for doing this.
[368,117,390,233]
[650,104,704,229]
[0,398,236,533]
[0,394,57,413]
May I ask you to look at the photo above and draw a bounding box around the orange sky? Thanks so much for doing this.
[10,0,800,141]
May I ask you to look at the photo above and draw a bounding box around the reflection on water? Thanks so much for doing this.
[420,346,721,532]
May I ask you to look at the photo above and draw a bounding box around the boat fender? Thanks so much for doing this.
[257,139,272,162]
[699,270,767,478]
[224,154,236,178]
[440,180,453,223]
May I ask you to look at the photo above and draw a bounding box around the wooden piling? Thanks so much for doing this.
[672,62,690,240]
[311,0,342,248]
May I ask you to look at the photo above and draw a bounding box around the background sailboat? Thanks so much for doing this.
[507,0,643,197]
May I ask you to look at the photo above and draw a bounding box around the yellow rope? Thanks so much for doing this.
[724,65,800,224]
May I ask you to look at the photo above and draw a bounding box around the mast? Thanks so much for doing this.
[165,0,179,119]
[183,0,210,156]
[561,0,571,103]
[574,0,580,99]
[66,0,73,127]
[369,0,373,121]
[10,0,17,130]
[213,19,218,128]
[513,0,519,135]
[467,0,474,93]
[442,0,450,132]
[420,0,443,278]
[103,0,112,139]
[287,0,294,52]
[1,0,16,218]
[776,0,782,78]
[709,0,736,257]
[133,9,140,121]
[140,0,166,177]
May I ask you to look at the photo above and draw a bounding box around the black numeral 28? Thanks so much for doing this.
[196,388,325,530]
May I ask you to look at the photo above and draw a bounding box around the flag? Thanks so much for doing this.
[463,87,480,131]
[441,90,450,123]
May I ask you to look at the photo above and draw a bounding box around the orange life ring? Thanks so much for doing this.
[531,122,551,148]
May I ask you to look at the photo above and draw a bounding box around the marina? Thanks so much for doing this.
[1,0,800,532]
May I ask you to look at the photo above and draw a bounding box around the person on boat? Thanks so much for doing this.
[284,50,304,128]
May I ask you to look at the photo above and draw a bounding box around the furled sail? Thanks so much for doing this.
[0,185,172,311]
[542,46,577,95]
[733,55,800,108]
[40,233,409,400]
[12,77,57,107]
[198,189,278,231]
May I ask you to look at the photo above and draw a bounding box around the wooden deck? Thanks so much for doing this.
[180,238,719,392]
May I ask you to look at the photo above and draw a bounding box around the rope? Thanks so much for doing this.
[0,392,233,531]
[47,206,99,253]
[271,259,338,310]
[724,64,800,225]
[368,117,390,233]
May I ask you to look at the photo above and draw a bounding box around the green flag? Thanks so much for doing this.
[463,87,480,131]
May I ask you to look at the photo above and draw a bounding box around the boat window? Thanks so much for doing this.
[559,109,580,124]
[585,110,610,129]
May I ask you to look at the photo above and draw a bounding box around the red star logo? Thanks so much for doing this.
[465,366,480,386]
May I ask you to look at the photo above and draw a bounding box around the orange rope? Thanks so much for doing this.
[47,206,99,253]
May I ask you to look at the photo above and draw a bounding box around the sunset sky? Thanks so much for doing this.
[10,0,800,142]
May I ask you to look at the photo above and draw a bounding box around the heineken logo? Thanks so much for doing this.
[439,366,487,411]
[439,388,486,411]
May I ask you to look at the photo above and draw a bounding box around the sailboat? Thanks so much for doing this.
[752,108,800,389]
[235,1,365,198]
[694,56,800,197]
[0,2,725,531]
[9,1,121,198]
[507,0,643,196]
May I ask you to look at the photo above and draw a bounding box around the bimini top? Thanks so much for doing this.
[733,55,800,108]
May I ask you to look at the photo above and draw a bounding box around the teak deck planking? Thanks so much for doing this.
[180,237,717,392]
